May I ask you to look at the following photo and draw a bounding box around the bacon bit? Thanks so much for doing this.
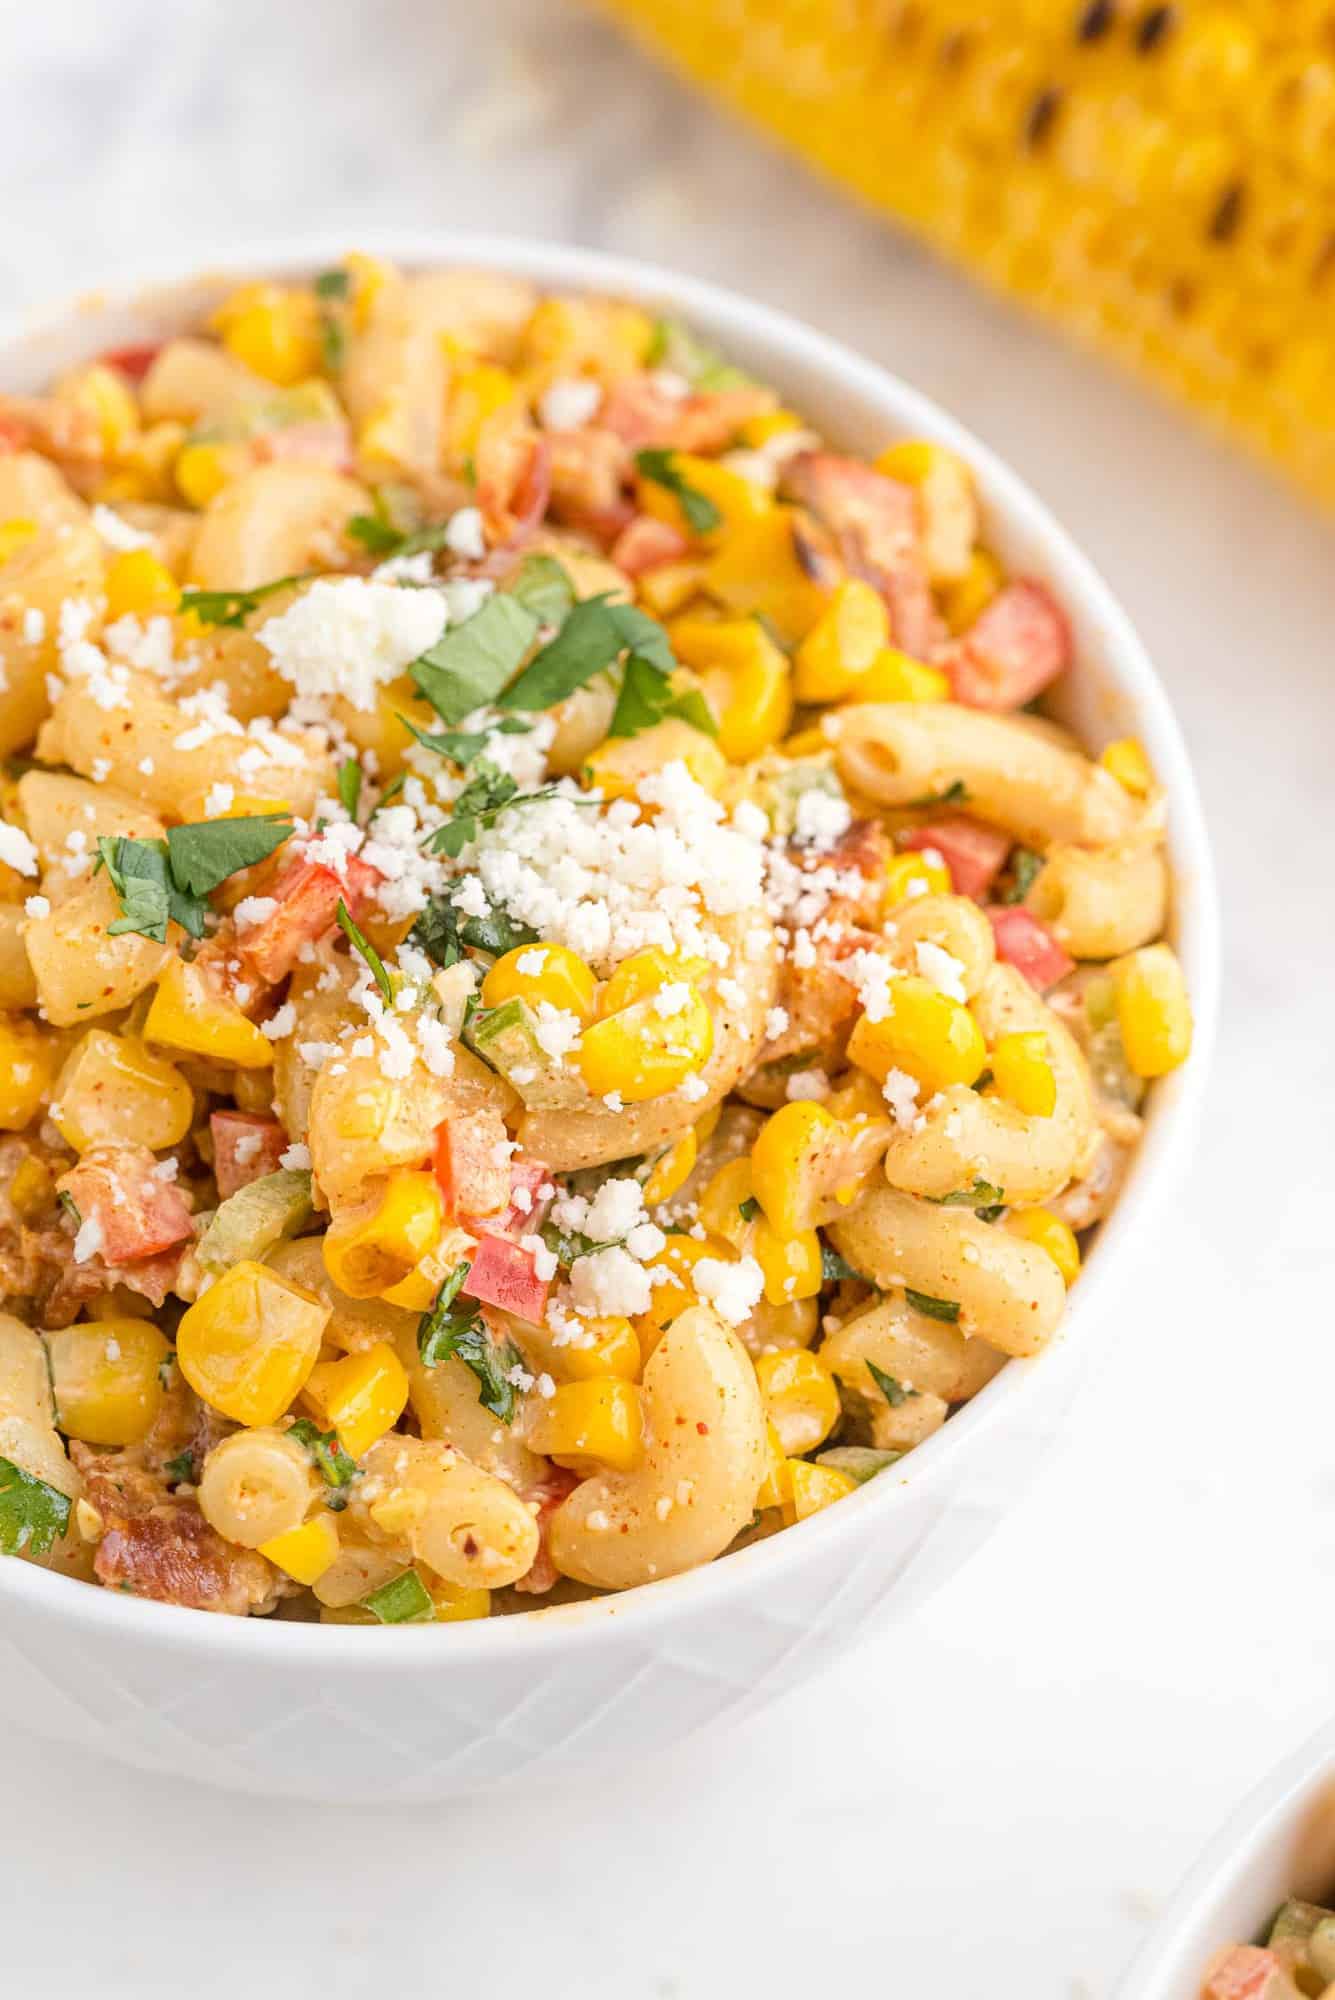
[462,1235,549,1323]
[611,514,690,576]
[475,413,551,548]
[545,427,634,544]
[780,451,942,658]
[71,1445,282,1616]
[941,579,1071,711]
[434,1113,511,1226]
[460,1156,553,1242]
[902,816,1010,900]
[58,1144,194,1266]
[210,1111,288,1199]
[599,375,775,454]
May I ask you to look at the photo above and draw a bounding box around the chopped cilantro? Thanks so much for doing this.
[507,553,576,626]
[866,1360,919,1408]
[347,508,453,563]
[320,314,345,374]
[929,1178,1006,1213]
[287,1418,357,1508]
[409,594,539,725]
[314,267,350,300]
[820,1244,867,1284]
[904,1287,962,1323]
[408,890,537,969]
[1002,847,1044,904]
[398,714,530,771]
[904,779,970,810]
[362,1569,434,1624]
[335,898,393,1003]
[162,1451,195,1484]
[606,651,717,743]
[97,816,293,945]
[496,596,676,714]
[539,1221,618,1266]
[634,448,722,536]
[165,815,294,896]
[738,1196,761,1223]
[337,759,363,820]
[57,1190,81,1227]
[417,1263,523,1424]
[0,1454,71,1558]
[178,573,309,629]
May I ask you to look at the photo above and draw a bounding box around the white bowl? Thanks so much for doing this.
[1117,1724,1335,1997]
[0,236,1220,1800]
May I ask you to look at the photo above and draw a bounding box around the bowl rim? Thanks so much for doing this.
[0,231,1220,1667]
[1116,1719,1335,1997]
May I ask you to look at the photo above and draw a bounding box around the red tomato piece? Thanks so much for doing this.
[942,579,1071,710]
[58,1145,195,1266]
[240,853,378,986]
[611,514,690,575]
[1200,1946,1291,2000]
[433,1117,511,1226]
[99,342,162,383]
[986,906,1075,991]
[460,1156,553,1241]
[902,816,1011,900]
[780,450,942,658]
[252,419,353,473]
[210,1111,288,1200]
[463,1235,549,1324]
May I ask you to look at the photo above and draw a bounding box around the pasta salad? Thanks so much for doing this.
[1202,1900,1335,1998]
[0,260,1192,1622]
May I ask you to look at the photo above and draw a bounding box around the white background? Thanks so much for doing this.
[3,3,1333,1993]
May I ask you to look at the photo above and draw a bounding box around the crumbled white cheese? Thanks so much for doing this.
[785,1069,830,1102]
[914,940,968,1003]
[72,1212,104,1265]
[444,507,486,561]
[568,1245,653,1318]
[23,894,50,920]
[21,607,45,645]
[233,896,279,930]
[532,1002,583,1062]
[691,1255,764,1325]
[0,821,38,877]
[204,781,236,818]
[259,577,447,713]
[584,1178,647,1244]
[792,788,852,850]
[538,376,603,431]
[881,1067,921,1129]
[91,503,152,551]
[764,1006,790,1041]
[260,1002,297,1041]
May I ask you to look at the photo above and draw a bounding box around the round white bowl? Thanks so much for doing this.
[1117,1724,1335,1997]
[0,237,1219,1800]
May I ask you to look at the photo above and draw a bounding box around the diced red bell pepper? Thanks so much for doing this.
[210,1111,288,1200]
[1200,1946,1291,2000]
[463,1234,549,1324]
[240,852,378,986]
[99,342,162,383]
[460,1156,553,1241]
[902,816,1010,900]
[611,514,690,576]
[433,1116,511,1226]
[986,906,1075,991]
[58,1145,195,1266]
[780,450,942,658]
[943,579,1071,711]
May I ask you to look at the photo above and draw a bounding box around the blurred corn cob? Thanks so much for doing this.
[593,0,1335,502]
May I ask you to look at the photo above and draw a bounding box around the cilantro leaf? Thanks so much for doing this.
[362,1569,434,1624]
[410,595,539,725]
[96,835,202,943]
[320,315,345,374]
[635,449,722,536]
[645,316,752,390]
[904,1287,962,1323]
[417,1264,524,1423]
[0,1454,72,1557]
[337,759,363,820]
[821,1244,867,1284]
[422,761,518,859]
[1002,847,1044,905]
[507,554,576,626]
[866,1360,919,1408]
[738,1196,761,1222]
[497,596,678,714]
[178,573,309,629]
[456,906,538,959]
[347,509,453,563]
[335,898,393,1002]
[165,815,293,896]
[287,1418,357,1509]
[408,895,464,970]
[162,1451,195,1484]
[398,714,530,770]
[539,1221,618,1266]
[904,779,970,810]
[604,601,675,675]
[928,1178,1006,1213]
[417,1260,473,1363]
[314,267,350,300]
[606,652,717,742]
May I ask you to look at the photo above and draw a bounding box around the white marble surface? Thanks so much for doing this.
[2,2,1333,1994]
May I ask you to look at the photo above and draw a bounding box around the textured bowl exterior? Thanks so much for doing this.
[1117,1724,1335,1998]
[0,237,1219,1801]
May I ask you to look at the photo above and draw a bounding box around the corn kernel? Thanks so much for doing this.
[1099,736,1154,797]
[1113,943,1193,1078]
[940,548,1003,634]
[215,284,322,386]
[428,1578,492,1622]
[177,1260,328,1426]
[342,251,394,330]
[753,1349,841,1456]
[481,941,596,1024]
[302,1342,409,1459]
[525,1376,644,1476]
[697,1156,755,1248]
[639,452,772,546]
[990,1031,1057,1118]
[8,1155,52,1219]
[46,1319,169,1447]
[174,440,238,509]
[702,509,836,645]
[446,364,518,462]
[751,1218,824,1307]
[260,1513,341,1585]
[0,517,38,566]
[636,1233,728,1348]
[824,1070,888,1125]
[103,549,179,621]
[144,957,274,1069]
[636,560,707,617]
[779,727,828,759]
[578,986,713,1103]
[53,1029,194,1153]
[1005,1207,1080,1286]
[739,410,802,447]
[857,649,951,702]
[322,1172,444,1299]
[55,363,139,454]
[786,1458,858,1522]
[883,851,951,909]
[794,579,889,703]
[846,976,987,1095]
[707,625,793,762]
[749,1101,842,1239]
[0,1016,57,1130]
[553,1315,642,1383]
[755,1420,792,1509]
[641,1127,697,1207]
[585,718,726,803]
[595,947,707,1019]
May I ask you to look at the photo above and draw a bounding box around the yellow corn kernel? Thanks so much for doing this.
[0,1016,58,1130]
[697,1156,755,1249]
[177,1260,328,1426]
[751,1218,824,1307]
[174,440,243,509]
[260,1513,341,1585]
[639,452,772,546]
[481,941,596,1025]
[1113,943,1193,1079]
[446,364,518,461]
[857,649,951,703]
[378,1227,474,1313]
[883,851,951,909]
[584,717,726,803]
[636,1232,728,1346]
[755,1420,792,1509]
[824,1070,889,1126]
[739,409,802,447]
[103,549,179,622]
[940,548,1003,634]
[990,1031,1057,1118]
[785,1458,858,1523]
[753,1349,841,1456]
[8,1155,53,1219]
[578,986,713,1104]
[0,517,38,566]
[794,579,890,703]
[702,509,836,645]
[702,622,793,762]
[342,251,394,330]
[749,1101,842,1240]
[641,1127,697,1207]
[555,1315,642,1383]
[779,727,828,758]
[428,1578,492,1623]
[321,1172,444,1300]
[55,363,139,454]
[1099,736,1154,798]
[846,976,987,1095]
[636,560,707,617]
[215,284,322,386]
[526,1376,643,1476]
[46,1319,169,1448]
[522,296,653,381]
[1005,1207,1080,1287]
[101,419,186,505]
[302,1342,409,1460]
[52,1029,194,1154]
[144,957,273,1069]
[595,947,707,1018]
